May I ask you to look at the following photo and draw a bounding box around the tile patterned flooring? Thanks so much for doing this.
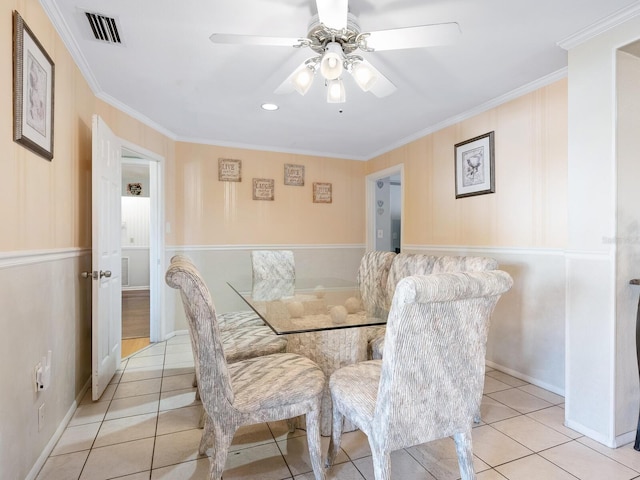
[36,333,640,480]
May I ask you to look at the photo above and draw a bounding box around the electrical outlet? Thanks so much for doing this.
[38,404,45,431]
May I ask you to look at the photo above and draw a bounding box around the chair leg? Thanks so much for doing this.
[473,410,481,424]
[287,417,297,433]
[208,423,235,480]
[326,405,345,467]
[199,415,213,455]
[453,430,477,480]
[198,407,206,429]
[370,447,391,480]
[305,402,327,480]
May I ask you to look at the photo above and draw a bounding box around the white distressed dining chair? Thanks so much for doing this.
[356,251,396,356]
[166,259,327,480]
[369,254,499,359]
[168,255,287,428]
[327,271,513,480]
[251,249,296,281]
[170,255,264,329]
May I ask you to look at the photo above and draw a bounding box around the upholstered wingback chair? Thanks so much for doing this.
[166,259,327,480]
[357,251,396,353]
[370,253,499,359]
[251,249,296,281]
[327,271,513,480]
[170,255,264,329]
[358,250,396,316]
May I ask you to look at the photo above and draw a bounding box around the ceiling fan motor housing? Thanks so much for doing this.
[306,13,361,55]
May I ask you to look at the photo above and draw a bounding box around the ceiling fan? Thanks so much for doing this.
[209,0,460,103]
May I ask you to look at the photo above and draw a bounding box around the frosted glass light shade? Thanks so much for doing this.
[320,42,344,80]
[351,61,378,91]
[327,78,346,103]
[291,65,315,95]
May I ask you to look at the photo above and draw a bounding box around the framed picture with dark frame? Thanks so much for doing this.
[454,131,495,198]
[13,11,55,161]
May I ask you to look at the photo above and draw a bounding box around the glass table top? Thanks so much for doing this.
[227,277,389,335]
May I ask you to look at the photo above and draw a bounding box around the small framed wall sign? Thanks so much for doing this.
[253,178,275,201]
[127,183,142,196]
[454,131,495,198]
[284,163,305,186]
[13,11,55,161]
[313,182,332,203]
[218,158,242,182]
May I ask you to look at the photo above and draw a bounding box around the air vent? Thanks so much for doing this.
[121,257,130,287]
[84,12,122,44]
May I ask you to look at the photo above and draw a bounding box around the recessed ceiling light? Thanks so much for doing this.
[261,103,279,111]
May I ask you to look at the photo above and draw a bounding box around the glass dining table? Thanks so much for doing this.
[227,276,389,335]
[227,276,389,435]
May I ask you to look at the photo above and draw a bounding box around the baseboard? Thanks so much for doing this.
[26,378,91,480]
[122,286,150,292]
[485,360,565,397]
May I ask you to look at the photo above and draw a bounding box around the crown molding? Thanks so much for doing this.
[39,0,102,92]
[557,3,640,50]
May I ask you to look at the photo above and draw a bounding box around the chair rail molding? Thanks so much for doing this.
[0,248,90,270]
[168,243,366,251]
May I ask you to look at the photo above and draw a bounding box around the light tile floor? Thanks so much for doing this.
[36,333,640,480]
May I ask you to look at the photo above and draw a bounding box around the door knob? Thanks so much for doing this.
[81,271,96,279]
[99,270,112,278]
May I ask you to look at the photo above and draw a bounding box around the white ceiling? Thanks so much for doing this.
[42,0,640,160]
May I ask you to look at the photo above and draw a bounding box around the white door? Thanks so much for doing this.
[91,114,122,400]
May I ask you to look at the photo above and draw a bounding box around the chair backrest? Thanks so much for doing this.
[372,270,513,451]
[165,259,235,409]
[357,251,396,313]
[251,250,295,281]
[386,253,498,303]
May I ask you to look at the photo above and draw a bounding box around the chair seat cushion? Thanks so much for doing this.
[221,325,287,363]
[230,353,325,412]
[218,310,264,329]
[329,360,381,426]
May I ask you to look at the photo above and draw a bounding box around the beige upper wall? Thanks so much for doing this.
[1,1,95,252]
[172,142,366,245]
[1,0,567,253]
[367,79,568,249]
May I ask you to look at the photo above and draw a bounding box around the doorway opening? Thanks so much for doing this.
[366,165,404,253]
[120,144,165,357]
[121,158,151,356]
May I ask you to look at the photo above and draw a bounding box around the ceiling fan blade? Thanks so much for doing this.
[355,58,396,98]
[209,33,304,47]
[363,22,461,51]
[316,0,348,30]
[274,68,299,95]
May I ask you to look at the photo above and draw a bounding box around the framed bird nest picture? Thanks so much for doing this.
[454,131,495,198]
[13,11,55,161]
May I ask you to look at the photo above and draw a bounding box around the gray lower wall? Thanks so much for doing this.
[0,251,92,480]
[9,243,566,477]
[164,245,366,332]
[122,247,150,289]
[404,245,566,395]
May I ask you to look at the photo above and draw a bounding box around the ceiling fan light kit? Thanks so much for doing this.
[209,0,460,104]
